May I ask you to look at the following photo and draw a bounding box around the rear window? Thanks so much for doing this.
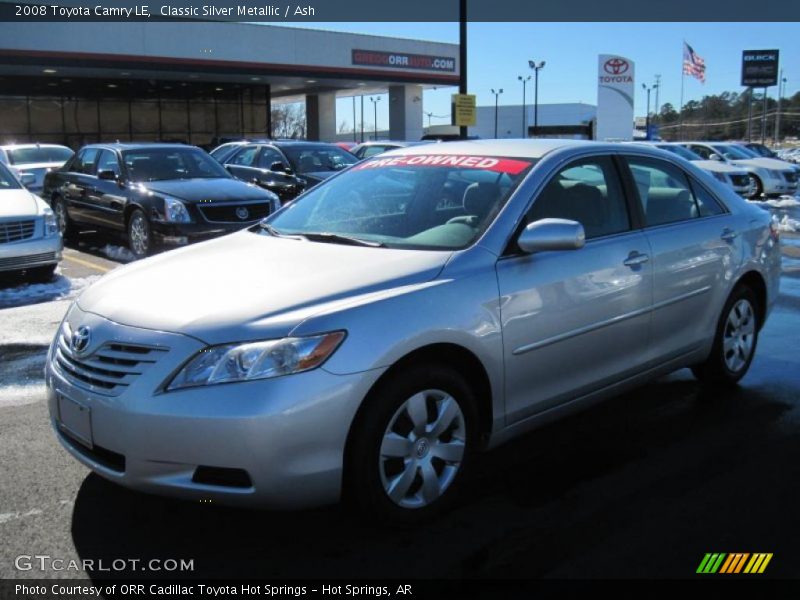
[266,154,534,250]
[7,146,73,165]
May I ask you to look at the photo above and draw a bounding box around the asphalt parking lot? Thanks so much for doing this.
[1,204,800,581]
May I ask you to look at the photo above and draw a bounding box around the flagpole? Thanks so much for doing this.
[679,41,685,140]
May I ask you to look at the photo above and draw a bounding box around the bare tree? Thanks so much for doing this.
[270,103,306,139]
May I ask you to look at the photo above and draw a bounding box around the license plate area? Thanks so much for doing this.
[57,393,93,448]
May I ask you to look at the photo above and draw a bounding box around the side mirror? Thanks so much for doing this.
[709,154,722,162]
[270,161,292,174]
[97,169,118,181]
[517,218,585,253]
[20,172,36,187]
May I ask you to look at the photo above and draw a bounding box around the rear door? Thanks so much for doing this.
[496,154,654,422]
[621,155,740,361]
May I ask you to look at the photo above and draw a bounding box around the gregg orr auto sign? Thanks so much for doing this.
[352,50,456,72]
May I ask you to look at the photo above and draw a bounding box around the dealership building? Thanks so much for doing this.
[0,21,459,148]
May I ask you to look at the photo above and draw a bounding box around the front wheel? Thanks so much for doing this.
[692,285,760,386]
[747,175,763,200]
[127,209,152,259]
[346,364,477,523]
[51,197,75,241]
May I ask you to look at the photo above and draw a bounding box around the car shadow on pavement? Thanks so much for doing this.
[70,372,800,580]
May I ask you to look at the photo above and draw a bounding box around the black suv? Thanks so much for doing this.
[43,143,280,258]
[223,141,358,203]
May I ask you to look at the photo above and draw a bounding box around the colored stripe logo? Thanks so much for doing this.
[697,553,773,574]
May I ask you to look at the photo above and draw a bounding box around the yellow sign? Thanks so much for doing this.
[451,94,476,127]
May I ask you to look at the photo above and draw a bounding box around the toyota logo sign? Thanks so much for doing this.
[604,58,629,75]
[70,326,91,355]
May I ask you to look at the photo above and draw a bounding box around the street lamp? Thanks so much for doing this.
[775,72,787,145]
[490,88,503,138]
[528,60,545,136]
[518,75,531,137]
[642,83,658,139]
[369,96,381,141]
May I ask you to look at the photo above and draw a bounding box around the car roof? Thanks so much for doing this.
[381,139,639,160]
[80,143,199,151]
[0,143,72,150]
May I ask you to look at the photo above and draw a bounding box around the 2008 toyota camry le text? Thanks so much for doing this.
[46,140,781,522]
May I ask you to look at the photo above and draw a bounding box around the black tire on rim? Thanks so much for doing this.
[127,208,152,259]
[691,285,760,386]
[748,175,763,200]
[345,363,477,524]
[52,197,74,241]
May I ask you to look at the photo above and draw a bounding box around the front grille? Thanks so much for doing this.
[729,174,750,188]
[54,323,168,397]
[198,202,271,224]
[0,219,36,243]
[783,170,798,184]
[0,251,56,269]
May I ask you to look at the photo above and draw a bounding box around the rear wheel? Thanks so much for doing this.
[346,364,477,523]
[692,285,759,386]
[127,209,152,259]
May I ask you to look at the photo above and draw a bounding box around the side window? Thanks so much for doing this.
[96,150,121,176]
[689,145,712,160]
[527,156,630,240]
[229,146,259,166]
[690,180,726,217]
[362,145,387,158]
[76,148,100,175]
[626,158,700,227]
[257,147,286,169]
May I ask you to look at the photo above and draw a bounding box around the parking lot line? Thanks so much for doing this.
[62,253,113,273]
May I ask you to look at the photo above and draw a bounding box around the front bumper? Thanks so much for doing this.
[762,177,796,195]
[46,305,384,509]
[150,220,250,246]
[0,233,62,273]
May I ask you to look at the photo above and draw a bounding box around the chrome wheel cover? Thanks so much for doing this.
[723,298,756,373]
[129,213,149,257]
[379,389,466,509]
[54,201,67,233]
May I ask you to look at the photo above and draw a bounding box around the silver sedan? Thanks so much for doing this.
[46,140,780,521]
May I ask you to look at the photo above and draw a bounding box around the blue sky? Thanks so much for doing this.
[276,22,799,131]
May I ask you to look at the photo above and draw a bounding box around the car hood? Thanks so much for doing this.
[139,178,272,203]
[729,157,794,171]
[0,189,40,218]
[694,160,746,174]
[77,230,451,345]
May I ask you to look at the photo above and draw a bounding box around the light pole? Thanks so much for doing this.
[775,72,787,145]
[528,60,545,136]
[424,111,433,129]
[490,88,503,138]
[518,75,531,137]
[642,83,657,139]
[369,96,381,141]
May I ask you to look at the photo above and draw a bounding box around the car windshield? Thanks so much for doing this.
[122,147,230,181]
[263,153,534,250]
[282,146,359,174]
[7,146,73,165]
[657,144,703,161]
[712,144,754,160]
[747,144,776,158]
[0,162,22,190]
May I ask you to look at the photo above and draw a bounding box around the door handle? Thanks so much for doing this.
[721,228,738,242]
[623,252,650,267]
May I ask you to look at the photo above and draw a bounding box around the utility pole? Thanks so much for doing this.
[370,96,381,141]
[653,74,661,121]
[491,88,503,138]
[518,75,531,137]
[761,87,768,145]
[775,71,786,146]
[528,60,546,135]
[746,87,754,142]
[459,0,467,140]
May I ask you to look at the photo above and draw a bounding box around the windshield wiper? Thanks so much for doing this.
[301,232,385,247]
[259,222,307,240]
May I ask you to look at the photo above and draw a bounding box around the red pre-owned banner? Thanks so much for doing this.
[352,155,532,175]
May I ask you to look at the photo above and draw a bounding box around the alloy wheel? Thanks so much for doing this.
[723,298,756,373]
[128,212,149,257]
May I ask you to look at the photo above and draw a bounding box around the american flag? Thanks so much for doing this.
[683,41,706,83]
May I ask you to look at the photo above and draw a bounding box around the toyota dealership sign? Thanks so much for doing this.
[596,54,635,141]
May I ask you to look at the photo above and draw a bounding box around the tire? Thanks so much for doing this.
[692,285,760,386]
[28,264,57,282]
[51,197,75,241]
[346,363,477,523]
[127,208,152,259]
[747,175,763,200]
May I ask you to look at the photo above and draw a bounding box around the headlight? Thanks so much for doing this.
[43,208,59,237]
[163,196,191,223]
[711,171,728,184]
[166,331,346,391]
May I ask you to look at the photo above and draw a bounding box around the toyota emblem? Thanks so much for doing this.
[235,207,250,220]
[604,58,629,75]
[70,326,91,355]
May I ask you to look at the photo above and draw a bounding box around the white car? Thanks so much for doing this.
[639,143,753,197]
[0,144,74,195]
[683,142,797,199]
[0,161,62,281]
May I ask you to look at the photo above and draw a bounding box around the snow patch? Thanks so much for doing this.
[777,215,800,233]
[101,244,137,262]
[751,197,800,208]
[0,274,100,309]
[0,384,45,408]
